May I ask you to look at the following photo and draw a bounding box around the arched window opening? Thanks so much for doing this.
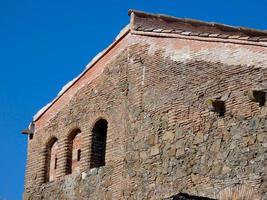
[66,128,82,174]
[90,119,108,169]
[46,139,58,182]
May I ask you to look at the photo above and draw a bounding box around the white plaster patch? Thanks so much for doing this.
[145,37,267,67]
[196,46,267,67]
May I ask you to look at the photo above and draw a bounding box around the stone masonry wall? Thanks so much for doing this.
[123,37,267,199]
[24,33,267,199]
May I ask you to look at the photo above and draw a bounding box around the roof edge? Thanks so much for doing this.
[33,24,130,122]
[32,9,267,123]
[128,9,267,37]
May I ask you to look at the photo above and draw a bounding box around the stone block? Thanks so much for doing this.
[162,131,174,141]
[150,145,160,156]
[193,132,204,144]
[147,134,156,145]
[210,139,221,152]
[168,148,177,157]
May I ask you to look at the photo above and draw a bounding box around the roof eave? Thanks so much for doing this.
[128,9,267,37]
[33,24,130,122]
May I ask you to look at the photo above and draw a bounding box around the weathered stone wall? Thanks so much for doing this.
[24,33,267,199]
[122,37,266,199]
[24,166,114,200]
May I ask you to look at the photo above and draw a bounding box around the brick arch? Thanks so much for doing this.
[89,118,108,169]
[66,127,82,174]
[67,127,82,141]
[89,115,109,129]
[45,136,58,148]
[44,136,59,182]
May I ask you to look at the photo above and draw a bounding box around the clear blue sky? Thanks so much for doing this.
[0,0,266,199]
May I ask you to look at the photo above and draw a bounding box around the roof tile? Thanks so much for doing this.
[143,28,154,32]
[248,37,260,42]
[153,29,163,33]
[239,36,250,40]
[199,33,210,37]
[181,31,191,36]
[172,30,183,34]
[189,32,201,36]
[218,34,230,39]
[208,33,220,37]
[228,35,241,39]
[162,29,173,33]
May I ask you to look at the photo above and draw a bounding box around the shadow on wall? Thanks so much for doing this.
[169,193,215,200]
[168,184,261,200]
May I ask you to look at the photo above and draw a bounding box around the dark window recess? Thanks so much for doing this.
[54,157,58,169]
[90,119,108,168]
[77,149,81,161]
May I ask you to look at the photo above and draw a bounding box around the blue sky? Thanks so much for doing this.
[0,0,266,199]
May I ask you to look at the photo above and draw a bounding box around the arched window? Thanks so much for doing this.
[67,128,82,174]
[90,119,108,168]
[46,138,58,182]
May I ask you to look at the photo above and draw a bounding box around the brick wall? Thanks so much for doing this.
[24,32,267,199]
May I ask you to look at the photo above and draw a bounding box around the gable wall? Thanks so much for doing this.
[24,33,267,200]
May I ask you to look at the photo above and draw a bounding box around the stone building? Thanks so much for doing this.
[22,10,267,200]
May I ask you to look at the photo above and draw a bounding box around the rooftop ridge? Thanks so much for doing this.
[129,9,267,43]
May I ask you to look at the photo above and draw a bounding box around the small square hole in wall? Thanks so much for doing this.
[207,99,225,117]
[244,90,266,107]
[29,133,34,140]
